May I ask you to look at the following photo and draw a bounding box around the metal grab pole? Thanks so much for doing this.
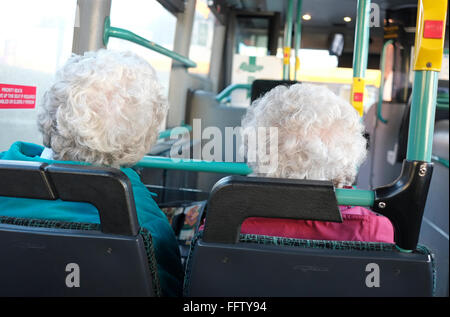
[335,188,374,207]
[215,84,252,103]
[377,39,394,124]
[369,0,448,251]
[407,71,439,161]
[294,0,303,80]
[282,0,294,80]
[350,0,371,116]
[72,0,112,54]
[406,0,447,162]
[135,156,253,175]
[103,17,197,68]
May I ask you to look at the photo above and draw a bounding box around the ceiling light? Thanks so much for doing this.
[302,14,311,21]
[343,16,352,22]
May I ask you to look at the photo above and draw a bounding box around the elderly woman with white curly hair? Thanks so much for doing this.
[239,83,394,243]
[0,49,183,296]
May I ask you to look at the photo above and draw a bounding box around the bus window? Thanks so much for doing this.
[236,17,269,56]
[286,48,379,114]
[188,0,215,76]
[107,0,177,96]
[383,42,394,102]
[0,0,77,151]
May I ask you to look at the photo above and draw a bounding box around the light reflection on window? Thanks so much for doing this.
[0,0,76,74]
[108,0,177,96]
[235,17,269,57]
[0,0,77,150]
[189,0,215,76]
[275,48,339,69]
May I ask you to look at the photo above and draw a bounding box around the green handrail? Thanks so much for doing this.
[377,40,394,124]
[431,155,449,168]
[350,0,371,116]
[135,156,253,175]
[335,188,374,207]
[436,92,449,109]
[158,124,192,139]
[436,102,449,109]
[134,155,375,206]
[215,84,252,103]
[103,16,196,68]
[406,71,439,162]
[283,0,294,79]
[294,0,303,80]
[352,0,371,79]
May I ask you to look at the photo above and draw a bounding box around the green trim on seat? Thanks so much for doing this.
[416,244,437,296]
[0,216,100,231]
[183,229,203,296]
[0,216,162,297]
[377,39,394,124]
[240,233,396,252]
[139,227,162,297]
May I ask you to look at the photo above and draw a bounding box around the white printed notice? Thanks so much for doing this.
[0,83,36,109]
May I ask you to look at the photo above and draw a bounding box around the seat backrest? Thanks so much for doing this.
[184,176,435,297]
[250,79,298,102]
[0,160,157,296]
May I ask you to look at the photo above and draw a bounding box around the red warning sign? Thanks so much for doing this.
[0,83,36,109]
[353,92,364,102]
[423,20,444,39]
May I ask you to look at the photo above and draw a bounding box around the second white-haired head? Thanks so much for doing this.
[240,83,367,188]
[38,49,168,168]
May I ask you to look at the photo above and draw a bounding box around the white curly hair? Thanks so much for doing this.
[240,83,367,188]
[38,49,168,168]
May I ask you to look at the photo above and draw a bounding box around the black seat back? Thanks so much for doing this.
[0,160,157,296]
[250,79,298,102]
[185,176,435,297]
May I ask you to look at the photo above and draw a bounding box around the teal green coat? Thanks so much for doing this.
[0,141,183,297]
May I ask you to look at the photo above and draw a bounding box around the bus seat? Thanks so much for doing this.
[184,176,435,297]
[250,79,298,102]
[185,90,246,191]
[0,160,159,296]
[186,90,246,147]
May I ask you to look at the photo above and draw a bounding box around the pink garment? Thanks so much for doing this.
[240,205,394,243]
[199,205,394,243]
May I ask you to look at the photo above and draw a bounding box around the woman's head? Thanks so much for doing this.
[240,83,367,188]
[38,49,168,168]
